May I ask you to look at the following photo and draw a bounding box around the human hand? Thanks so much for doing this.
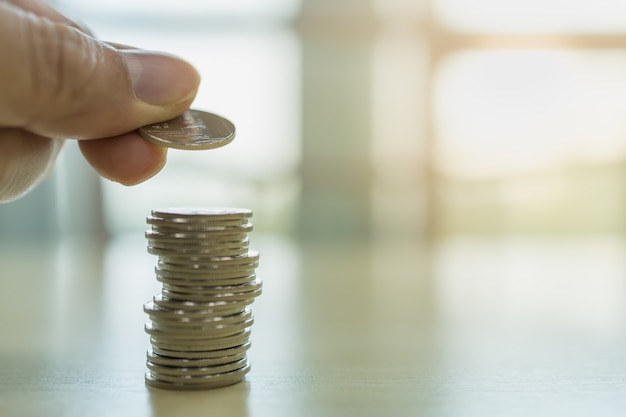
[0,0,200,203]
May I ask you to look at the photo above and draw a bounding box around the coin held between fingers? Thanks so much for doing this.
[139,110,235,150]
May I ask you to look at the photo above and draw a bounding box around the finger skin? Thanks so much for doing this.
[0,129,63,203]
[78,132,168,186]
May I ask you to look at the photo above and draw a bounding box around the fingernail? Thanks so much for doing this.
[122,50,200,106]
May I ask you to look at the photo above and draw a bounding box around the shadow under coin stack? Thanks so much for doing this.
[143,208,262,390]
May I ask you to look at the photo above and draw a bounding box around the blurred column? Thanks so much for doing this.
[0,142,105,238]
[295,0,376,240]
[54,142,106,236]
[0,176,59,238]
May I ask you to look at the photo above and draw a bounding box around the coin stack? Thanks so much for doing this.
[143,207,262,390]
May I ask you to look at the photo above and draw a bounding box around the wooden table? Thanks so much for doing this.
[1,233,625,417]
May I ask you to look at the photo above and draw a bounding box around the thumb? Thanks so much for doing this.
[0,2,200,139]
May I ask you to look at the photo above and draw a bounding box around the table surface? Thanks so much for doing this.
[1,232,626,417]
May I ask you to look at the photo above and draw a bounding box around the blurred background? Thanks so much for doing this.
[1,0,625,239]
[2,2,626,414]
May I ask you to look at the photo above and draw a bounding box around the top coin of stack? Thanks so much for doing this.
[144,207,262,390]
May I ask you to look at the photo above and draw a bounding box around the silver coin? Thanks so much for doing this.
[150,339,250,352]
[151,341,251,358]
[151,207,252,220]
[147,360,248,383]
[158,254,259,268]
[156,273,256,287]
[152,219,248,227]
[149,247,249,258]
[148,319,252,333]
[147,358,248,377]
[145,317,254,339]
[146,239,249,249]
[148,218,248,228]
[147,218,253,233]
[159,251,259,267]
[157,272,254,283]
[157,263,259,276]
[151,330,251,351]
[152,299,253,315]
[146,231,249,245]
[146,229,250,241]
[148,247,249,259]
[162,279,261,292]
[148,241,249,252]
[148,227,250,237]
[148,309,252,327]
[147,348,247,367]
[150,230,250,242]
[157,256,255,265]
[162,280,262,295]
[144,301,249,321]
[147,304,250,320]
[145,363,250,390]
[161,287,262,303]
[145,299,246,316]
[152,249,251,259]
[155,266,257,280]
[148,321,250,334]
[139,110,235,150]
[152,293,253,311]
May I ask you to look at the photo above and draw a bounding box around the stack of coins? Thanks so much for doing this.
[143,207,262,390]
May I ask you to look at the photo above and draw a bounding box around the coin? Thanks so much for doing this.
[156,274,257,288]
[161,288,262,303]
[145,316,254,338]
[162,280,262,295]
[151,341,251,359]
[147,358,248,377]
[147,360,248,383]
[146,219,253,234]
[168,250,258,264]
[156,263,256,275]
[144,301,251,321]
[148,315,253,333]
[147,349,248,367]
[148,309,252,327]
[147,239,250,250]
[151,231,250,242]
[151,207,252,220]
[145,363,250,390]
[156,267,258,281]
[152,293,253,312]
[139,110,235,150]
[146,231,249,245]
[151,330,251,351]
[148,246,249,258]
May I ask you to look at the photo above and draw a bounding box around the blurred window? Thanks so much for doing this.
[435,0,626,33]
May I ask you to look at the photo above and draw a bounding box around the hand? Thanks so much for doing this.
[0,0,200,203]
